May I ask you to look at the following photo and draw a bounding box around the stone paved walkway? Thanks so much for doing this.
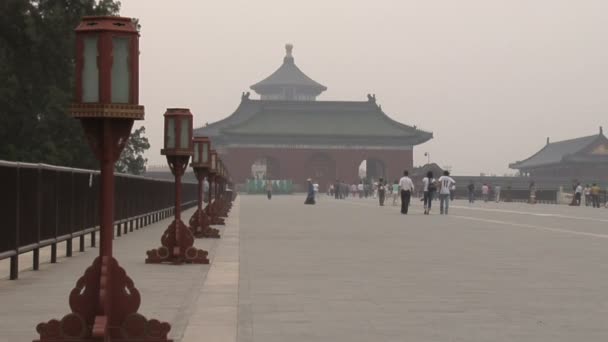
[237,195,608,342]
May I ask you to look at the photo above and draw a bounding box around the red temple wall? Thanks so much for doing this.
[219,147,414,190]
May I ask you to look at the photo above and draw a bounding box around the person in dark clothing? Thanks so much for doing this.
[305,179,316,205]
[467,181,475,203]
[334,180,339,199]
[378,178,386,206]
[266,180,272,200]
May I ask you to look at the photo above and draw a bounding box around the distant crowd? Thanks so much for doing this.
[262,172,608,212]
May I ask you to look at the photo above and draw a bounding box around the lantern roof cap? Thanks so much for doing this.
[75,16,138,34]
[164,108,192,116]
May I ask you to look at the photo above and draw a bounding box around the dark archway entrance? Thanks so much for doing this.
[364,158,387,182]
[305,153,336,191]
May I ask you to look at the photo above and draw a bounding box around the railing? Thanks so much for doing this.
[0,161,197,280]
[452,188,559,203]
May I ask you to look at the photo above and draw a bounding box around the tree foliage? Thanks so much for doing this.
[115,126,150,175]
[0,0,122,168]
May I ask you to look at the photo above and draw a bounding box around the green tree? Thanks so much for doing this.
[115,126,150,175]
[0,0,122,168]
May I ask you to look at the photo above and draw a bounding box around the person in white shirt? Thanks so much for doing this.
[422,171,436,215]
[438,171,456,215]
[481,183,489,202]
[574,183,583,206]
[399,170,415,214]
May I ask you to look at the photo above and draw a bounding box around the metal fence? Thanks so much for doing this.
[0,161,197,280]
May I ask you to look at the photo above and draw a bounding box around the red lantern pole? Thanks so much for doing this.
[188,137,220,238]
[145,109,209,264]
[207,151,225,225]
[35,16,172,342]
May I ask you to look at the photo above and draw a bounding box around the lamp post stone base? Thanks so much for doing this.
[189,209,220,238]
[35,256,172,342]
[146,219,209,264]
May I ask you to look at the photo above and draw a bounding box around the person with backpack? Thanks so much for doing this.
[422,171,436,215]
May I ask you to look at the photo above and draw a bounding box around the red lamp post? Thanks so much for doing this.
[217,160,229,217]
[220,161,232,216]
[35,16,172,342]
[145,109,209,264]
[206,150,225,225]
[188,137,220,238]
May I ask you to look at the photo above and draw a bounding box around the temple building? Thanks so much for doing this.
[194,44,432,189]
[510,128,608,180]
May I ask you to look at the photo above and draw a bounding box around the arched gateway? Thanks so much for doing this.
[194,44,432,190]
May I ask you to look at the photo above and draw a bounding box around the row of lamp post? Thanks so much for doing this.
[35,15,234,342]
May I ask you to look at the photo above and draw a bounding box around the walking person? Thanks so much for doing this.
[591,183,601,208]
[399,171,415,214]
[378,178,386,206]
[266,180,273,200]
[422,171,436,215]
[467,181,475,204]
[392,180,399,206]
[438,171,456,215]
[304,178,316,205]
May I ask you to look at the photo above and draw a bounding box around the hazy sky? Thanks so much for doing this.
[120,0,608,175]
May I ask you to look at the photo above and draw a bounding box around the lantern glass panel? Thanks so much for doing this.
[82,36,99,103]
[193,142,200,163]
[166,117,176,149]
[202,143,209,163]
[180,118,190,149]
[111,37,130,103]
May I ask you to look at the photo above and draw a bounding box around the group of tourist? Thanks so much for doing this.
[326,170,459,215]
[572,182,604,208]
[274,173,608,212]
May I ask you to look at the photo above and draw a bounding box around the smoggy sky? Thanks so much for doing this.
[120,0,608,175]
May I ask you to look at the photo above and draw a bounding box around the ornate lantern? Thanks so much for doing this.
[191,136,211,169]
[210,150,218,174]
[187,137,219,238]
[146,108,208,264]
[206,150,225,225]
[36,16,172,342]
[161,108,193,160]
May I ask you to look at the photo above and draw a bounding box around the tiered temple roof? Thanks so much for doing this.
[194,44,432,148]
[250,44,326,101]
[510,128,608,171]
[194,97,432,148]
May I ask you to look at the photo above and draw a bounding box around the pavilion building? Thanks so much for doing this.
[510,128,608,180]
[194,44,432,189]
